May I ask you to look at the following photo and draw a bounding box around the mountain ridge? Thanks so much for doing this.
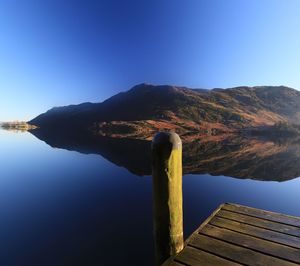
[29,84,300,139]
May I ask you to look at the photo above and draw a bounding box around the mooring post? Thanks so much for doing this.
[152,132,184,265]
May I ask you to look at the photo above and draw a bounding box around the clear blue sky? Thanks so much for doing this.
[1,0,300,121]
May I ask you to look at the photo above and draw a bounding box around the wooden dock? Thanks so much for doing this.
[166,203,300,266]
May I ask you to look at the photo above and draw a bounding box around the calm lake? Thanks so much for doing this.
[1,128,300,266]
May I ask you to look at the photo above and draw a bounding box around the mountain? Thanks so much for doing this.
[29,84,300,139]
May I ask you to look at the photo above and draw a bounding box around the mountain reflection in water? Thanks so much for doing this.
[29,129,300,182]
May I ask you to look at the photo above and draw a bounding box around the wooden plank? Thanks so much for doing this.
[167,261,186,266]
[174,246,242,266]
[164,204,226,266]
[223,203,300,227]
[217,209,300,237]
[189,234,298,266]
[210,216,300,249]
[200,224,300,263]
[169,204,300,265]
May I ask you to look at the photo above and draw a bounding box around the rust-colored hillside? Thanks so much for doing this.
[29,84,300,138]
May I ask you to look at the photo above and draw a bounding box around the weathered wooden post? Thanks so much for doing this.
[152,132,184,265]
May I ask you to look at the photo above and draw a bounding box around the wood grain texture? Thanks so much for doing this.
[222,203,300,227]
[174,246,242,266]
[190,234,298,266]
[217,209,300,237]
[166,203,300,266]
[201,224,300,263]
[210,216,300,249]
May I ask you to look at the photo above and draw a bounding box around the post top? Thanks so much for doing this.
[152,132,182,150]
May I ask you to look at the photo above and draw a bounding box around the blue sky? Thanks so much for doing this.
[1,0,300,121]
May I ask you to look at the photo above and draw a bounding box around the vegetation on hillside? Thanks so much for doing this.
[250,122,300,138]
[28,84,300,138]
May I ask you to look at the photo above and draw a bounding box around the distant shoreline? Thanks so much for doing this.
[0,121,37,131]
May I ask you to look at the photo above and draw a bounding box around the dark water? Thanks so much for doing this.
[1,129,300,266]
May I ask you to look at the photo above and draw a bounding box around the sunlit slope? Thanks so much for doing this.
[29,84,300,135]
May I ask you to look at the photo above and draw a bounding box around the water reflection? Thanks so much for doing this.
[30,129,300,181]
[1,127,300,266]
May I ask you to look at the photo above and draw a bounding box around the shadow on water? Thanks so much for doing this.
[30,128,300,182]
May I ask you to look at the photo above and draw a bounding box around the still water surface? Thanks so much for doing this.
[1,129,300,265]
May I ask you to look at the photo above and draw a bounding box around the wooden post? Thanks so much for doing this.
[152,132,184,265]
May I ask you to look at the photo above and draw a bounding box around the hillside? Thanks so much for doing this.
[29,84,300,139]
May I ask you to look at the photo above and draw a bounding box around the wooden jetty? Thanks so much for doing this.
[166,203,300,266]
[152,132,300,265]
